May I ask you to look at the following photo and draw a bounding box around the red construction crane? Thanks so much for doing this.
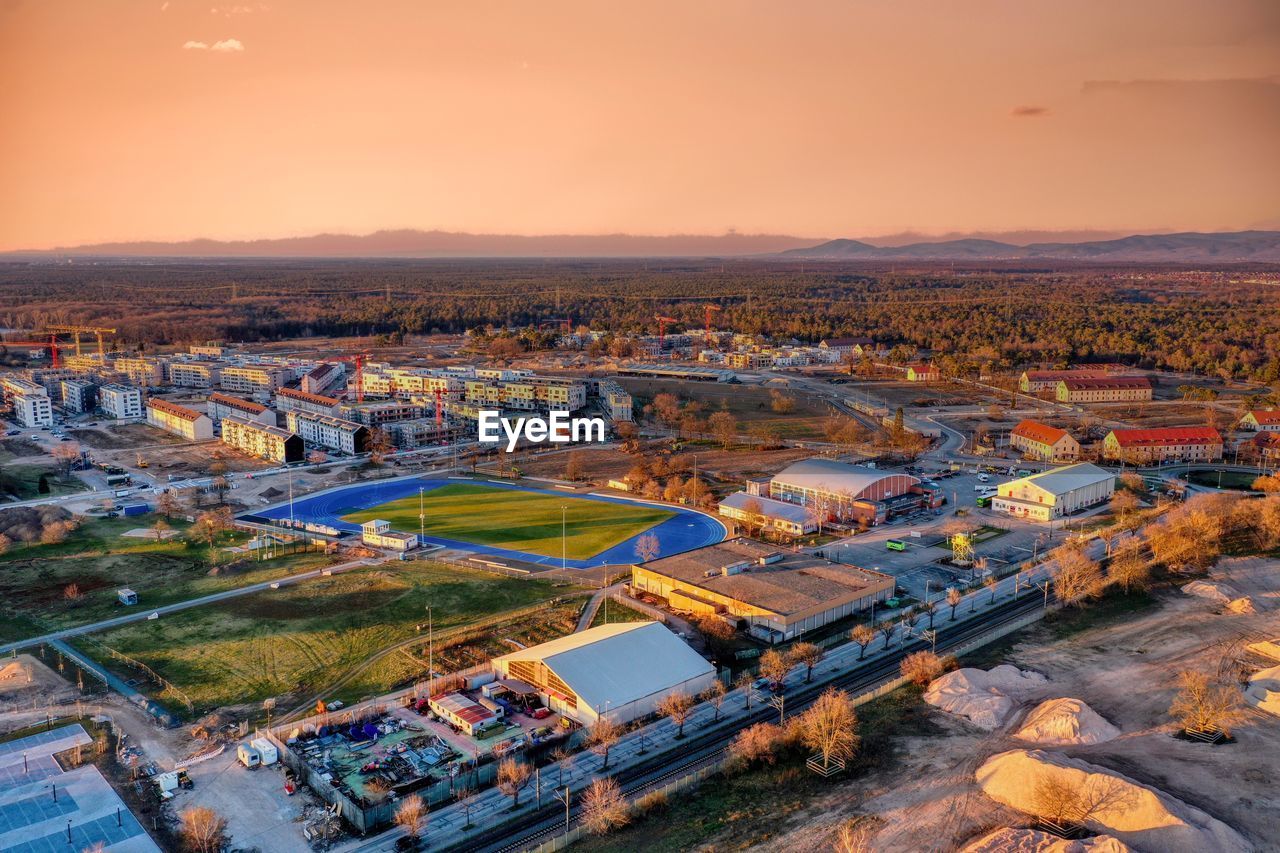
[703,305,722,347]
[1,336,61,368]
[337,352,369,403]
[431,386,462,432]
[655,315,678,352]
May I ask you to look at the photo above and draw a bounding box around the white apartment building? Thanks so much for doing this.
[60,379,98,414]
[2,378,54,428]
[220,416,303,463]
[220,364,290,397]
[285,410,369,455]
[112,357,166,387]
[99,384,144,420]
[168,361,224,388]
[206,392,276,426]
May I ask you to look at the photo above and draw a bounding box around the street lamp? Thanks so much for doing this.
[561,505,567,571]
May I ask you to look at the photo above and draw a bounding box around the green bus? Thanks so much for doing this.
[976,495,993,508]
[885,539,906,551]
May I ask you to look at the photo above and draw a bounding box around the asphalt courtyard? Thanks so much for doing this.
[243,475,726,569]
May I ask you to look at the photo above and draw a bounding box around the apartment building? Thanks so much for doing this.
[275,387,341,417]
[285,410,369,455]
[598,380,633,422]
[60,379,98,414]
[1102,427,1223,464]
[206,392,276,426]
[168,360,224,388]
[113,356,166,387]
[1009,420,1080,462]
[725,351,772,370]
[302,362,346,395]
[146,398,214,440]
[220,415,303,463]
[339,399,427,427]
[99,384,144,420]
[1018,369,1110,394]
[463,377,587,412]
[189,344,229,358]
[359,363,462,397]
[220,364,290,398]
[1056,376,1152,404]
[2,378,54,428]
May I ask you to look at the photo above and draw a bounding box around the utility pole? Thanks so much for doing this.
[419,487,425,541]
[554,786,571,835]
[561,505,567,571]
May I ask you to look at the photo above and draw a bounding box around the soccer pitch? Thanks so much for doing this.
[342,483,677,560]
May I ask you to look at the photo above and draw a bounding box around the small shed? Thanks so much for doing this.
[118,588,138,606]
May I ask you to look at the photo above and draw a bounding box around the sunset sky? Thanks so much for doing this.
[2,0,1278,250]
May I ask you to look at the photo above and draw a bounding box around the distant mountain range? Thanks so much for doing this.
[4,229,818,259]
[6,228,1279,262]
[780,230,1280,263]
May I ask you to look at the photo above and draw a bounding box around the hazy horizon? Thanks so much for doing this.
[3,0,1278,251]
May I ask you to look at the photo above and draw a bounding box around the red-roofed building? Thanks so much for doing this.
[1009,420,1080,462]
[275,386,341,417]
[1240,410,1280,433]
[1019,369,1110,394]
[1102,426,1222,464]
[1249,431,1280,465]
[146,397,214,440]
[206,392,275,426]
[905,363,939,382]
[1056,376,1152,404]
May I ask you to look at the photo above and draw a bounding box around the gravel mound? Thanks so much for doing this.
[975,749,1251,853]
[1245,663,1280,717]
[924,665,1047,730]
[1181,580,1239,604]
[1014,698,1120,746]
[962,827,1132,852]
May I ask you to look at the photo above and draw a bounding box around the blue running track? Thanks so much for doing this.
[244,477,725,569]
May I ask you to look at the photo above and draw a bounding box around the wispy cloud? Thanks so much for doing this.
[1010,105,1049,118]
[160,1,170,11]
[183,38,245,52]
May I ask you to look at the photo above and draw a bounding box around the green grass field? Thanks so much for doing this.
[0,515,336,642]
[82,562,576,713]
[343,483,675,559]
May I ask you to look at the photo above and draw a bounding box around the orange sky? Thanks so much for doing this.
[2,0,1278,250]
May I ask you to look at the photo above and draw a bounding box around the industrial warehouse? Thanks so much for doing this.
[491,621,717,725]
[632,538,896,642]
[766,457,942,527]
[991,463,1116,522]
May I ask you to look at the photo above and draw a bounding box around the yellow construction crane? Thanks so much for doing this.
[46,324,118,359]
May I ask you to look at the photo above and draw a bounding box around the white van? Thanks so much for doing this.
[977,473,990,483]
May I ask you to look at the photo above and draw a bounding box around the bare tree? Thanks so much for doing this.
[702,679,728,722]
[152,518,171,542]
[728,722,782,767]
[788,642,824,683]
[850,624,875,660]
[799,687,860,771]
[563,450,584,482]
[920,597,938,629]
[658,690,695,738]
[831,818,879,853]
[1169,670,1244,736]
[155,489,181,519]
[900,651,944,687]
[179,806,228,853]
[394,794,427,843]
[734,670,756,709]
[580,777,630,836]
[1051,544,1103,606]
[495,758,532,808]
[1108,541,1151,593]
[585,716,622,770]
[708,410,737,449]
[946,587,962,621]
[758,648,791,685]
[634,532,660,563]
[877,620,895,650]
[50,441,80,477]
[984,573,998,604]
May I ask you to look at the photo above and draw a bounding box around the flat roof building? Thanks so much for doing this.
[221,415,303,464]
[991,462,1115,522]
[286,409,369,455]
[1,377,54,428]
[98,383,143,420]
[718,492,817,536]
[633,538,895,643]
[60,378,98,414]
[491,621,717,725]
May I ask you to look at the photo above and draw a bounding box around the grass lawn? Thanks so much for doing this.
[343,483,675,559]
[1184,469,1261,491]
[0,463,88,500]
[0,514,337,642]
[81,561,576,714]
[589,598,652,629]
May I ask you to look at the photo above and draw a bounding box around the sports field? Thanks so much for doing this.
[344,483,675,560]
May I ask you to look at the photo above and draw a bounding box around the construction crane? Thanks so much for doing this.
[0,336,61,368]
[431,387,463,433]
[703,304,722,347]
[654,315,678,353]
[337,352,370,403]
[46,325,117,360]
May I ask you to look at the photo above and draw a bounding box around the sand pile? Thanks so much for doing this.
[1181,580,1239,604]
[962,827,1132,852]
[1245,663,1280,717]
[975,749,1250,853]
[1014,698,1120,746]
[1246,639,1280,662]
[1226,596,1261,614]
[924,665,1047,730]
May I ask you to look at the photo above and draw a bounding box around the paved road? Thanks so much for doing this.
[0,558,374,655]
